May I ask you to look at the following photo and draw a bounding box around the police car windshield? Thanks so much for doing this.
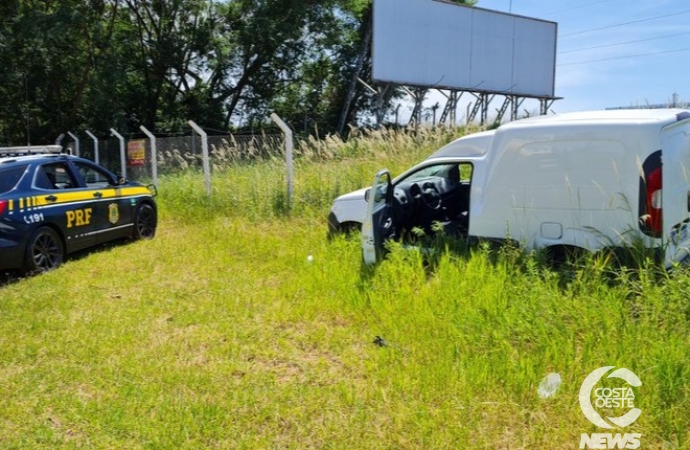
[0,165,28,195]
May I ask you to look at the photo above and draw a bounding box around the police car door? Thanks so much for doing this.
[37,162,97,251]
[72,161,130,244]
[362,170,393,265]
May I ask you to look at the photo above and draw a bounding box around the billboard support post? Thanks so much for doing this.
[468,93,493,125]
[512,97,525,121]
[439,90,462,125]
[357,77,390,128]
[407,88,427,131]
[375,85,392,127]
[541,99,556,115]
[337,10,373,135]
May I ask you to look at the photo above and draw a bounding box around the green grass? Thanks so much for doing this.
[1,127,689,449]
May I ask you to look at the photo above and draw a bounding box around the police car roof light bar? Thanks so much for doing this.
[0,145,64,157]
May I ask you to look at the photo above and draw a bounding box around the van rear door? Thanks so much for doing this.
[662,126,690,265]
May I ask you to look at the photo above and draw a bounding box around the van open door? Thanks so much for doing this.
[362,170,393,265]
[662,129,690,265]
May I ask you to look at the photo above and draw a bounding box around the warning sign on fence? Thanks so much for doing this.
[127,140,146,166]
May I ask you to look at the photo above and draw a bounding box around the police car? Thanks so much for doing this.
[0,145,157,273]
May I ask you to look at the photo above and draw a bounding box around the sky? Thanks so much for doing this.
[409,0,690,121]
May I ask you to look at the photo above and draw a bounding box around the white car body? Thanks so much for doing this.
[331,109,690,267]
[327,130,495,233]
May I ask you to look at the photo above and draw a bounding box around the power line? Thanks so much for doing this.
[544,0,616,16]
[559,31,690,55]
[560,9,690,38]
[558,47,690,67]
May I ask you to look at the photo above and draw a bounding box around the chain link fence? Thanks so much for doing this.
[73,133,285,182]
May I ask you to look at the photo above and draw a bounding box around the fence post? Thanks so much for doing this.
[110,128,127,180]
[139,125,157,187]
[188,120,211,196]
[85,130,99,164]
[270,113,294,211]
[67,131,80,157]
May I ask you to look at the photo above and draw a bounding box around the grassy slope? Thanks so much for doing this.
[0,128,688,449]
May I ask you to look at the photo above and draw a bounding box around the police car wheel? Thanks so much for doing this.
[132,204,157,240]
[24,227,64,273]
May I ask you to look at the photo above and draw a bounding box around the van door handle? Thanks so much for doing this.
[93,192,103,199]
[45,195,57,202]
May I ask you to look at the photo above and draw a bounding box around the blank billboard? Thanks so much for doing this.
[372,0,557,98]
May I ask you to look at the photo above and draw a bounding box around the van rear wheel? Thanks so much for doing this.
[546,245,585,267]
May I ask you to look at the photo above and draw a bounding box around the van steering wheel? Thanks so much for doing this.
[413,182,441,211]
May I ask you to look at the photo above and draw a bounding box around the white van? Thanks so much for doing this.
[329,109,690,266]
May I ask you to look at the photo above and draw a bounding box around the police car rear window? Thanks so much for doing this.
[0,165,28,195]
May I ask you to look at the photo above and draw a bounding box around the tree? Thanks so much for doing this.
[115,0,218,131]
[0,0,481,145]
[0,0,112,143]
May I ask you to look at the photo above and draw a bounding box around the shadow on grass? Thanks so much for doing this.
[0,238,136,289]
[0,271,22,288]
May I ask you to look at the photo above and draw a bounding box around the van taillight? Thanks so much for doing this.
[646,167,662,234]
[639,150,663,238]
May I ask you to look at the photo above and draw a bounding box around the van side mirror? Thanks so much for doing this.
[373,187,384,202]
[365,187,386,203]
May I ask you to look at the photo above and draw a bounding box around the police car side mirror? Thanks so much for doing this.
[108,174,126,186]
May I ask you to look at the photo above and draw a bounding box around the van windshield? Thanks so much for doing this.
[0,165,28,195]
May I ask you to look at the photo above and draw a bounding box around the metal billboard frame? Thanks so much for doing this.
[371,0,560,125]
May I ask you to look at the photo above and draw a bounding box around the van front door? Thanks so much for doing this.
[362,170,393,265]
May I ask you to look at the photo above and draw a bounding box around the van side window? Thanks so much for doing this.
[402,163,472,183]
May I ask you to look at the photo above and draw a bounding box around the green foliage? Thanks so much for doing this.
[0,1,102,143]
[0,0,482,145]
[0,0,364,141]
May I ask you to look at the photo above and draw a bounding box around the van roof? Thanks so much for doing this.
[501,109,690,130]
[428,130,495,159]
